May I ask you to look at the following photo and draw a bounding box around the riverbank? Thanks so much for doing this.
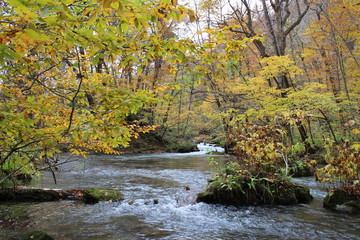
[0,187,123,204]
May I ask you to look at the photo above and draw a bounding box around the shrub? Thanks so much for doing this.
[316,139,360,193]
[228,122,288,176]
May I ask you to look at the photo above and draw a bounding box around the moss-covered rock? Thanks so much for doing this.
[323,189,360,213]
[197,178,312,206]
[82,188,124,204]
[20,231,55,240]
[0,187,124,204]
[295,185,314,203]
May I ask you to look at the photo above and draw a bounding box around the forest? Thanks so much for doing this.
[0,0,360,232]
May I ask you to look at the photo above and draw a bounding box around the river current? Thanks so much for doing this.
[1,145,359,239]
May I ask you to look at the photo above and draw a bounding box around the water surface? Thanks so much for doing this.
[1,150,359,239]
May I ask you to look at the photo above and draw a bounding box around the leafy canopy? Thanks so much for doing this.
[0,0,195,183]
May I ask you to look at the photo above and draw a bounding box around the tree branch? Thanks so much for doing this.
[261,0,280,55]
[63,48,85,136]
[284,1,310,38]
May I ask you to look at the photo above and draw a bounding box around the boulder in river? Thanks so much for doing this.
[323,189,360,213]
[197,177,313,206]
[81,187,124,204]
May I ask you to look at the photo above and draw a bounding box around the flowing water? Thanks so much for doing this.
[1,145,359,240]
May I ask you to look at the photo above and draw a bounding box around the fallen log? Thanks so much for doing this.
[0,187,124,204]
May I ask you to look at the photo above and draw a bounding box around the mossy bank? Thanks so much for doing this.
[0,187,124,204]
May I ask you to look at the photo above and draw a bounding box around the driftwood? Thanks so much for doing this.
[0,187,123,204]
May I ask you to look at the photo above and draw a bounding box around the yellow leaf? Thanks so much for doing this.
[352,128,360,135]
[352,143,360,151]
[98,0,116,8]
[171,0,178,6]
[188,9,197,22]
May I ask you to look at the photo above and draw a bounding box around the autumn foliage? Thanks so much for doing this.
[317,138,360,192]
[0,0,359,191]
[228,123,287,176]
[0,0,194,184]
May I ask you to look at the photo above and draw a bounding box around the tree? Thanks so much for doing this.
[0,0,195,184]
[302,0,360,138]
[222,0,317,151]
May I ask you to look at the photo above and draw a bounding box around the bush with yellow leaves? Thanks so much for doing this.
[316,136,360,193]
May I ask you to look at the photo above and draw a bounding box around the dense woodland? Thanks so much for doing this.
[0,0,359,194]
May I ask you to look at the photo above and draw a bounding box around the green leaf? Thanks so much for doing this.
[120,21,129,32]
[24,29,50,41]
[0,45,21,65]
[134,18,140,29]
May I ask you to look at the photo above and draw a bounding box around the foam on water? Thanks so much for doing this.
[197,142,225,153]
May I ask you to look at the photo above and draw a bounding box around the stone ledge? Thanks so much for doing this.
[0,187,124,204]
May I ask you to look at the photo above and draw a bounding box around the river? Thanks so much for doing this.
[1,146,359,239]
